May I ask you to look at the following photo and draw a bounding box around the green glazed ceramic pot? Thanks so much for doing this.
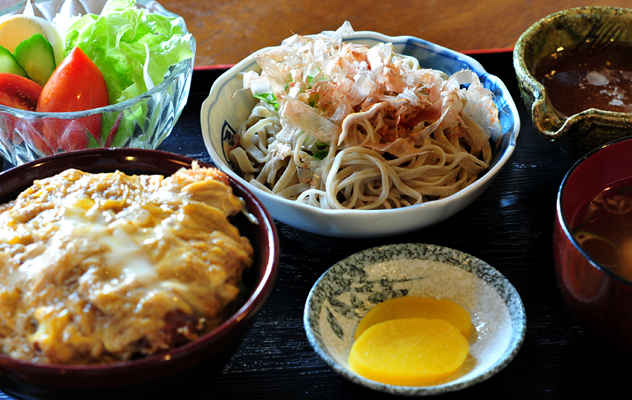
[513,7,632,154]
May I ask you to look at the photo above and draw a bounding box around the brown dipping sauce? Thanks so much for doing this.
[533,41,632,116]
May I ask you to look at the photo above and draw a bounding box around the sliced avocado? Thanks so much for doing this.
[13,33,56,87]
[0,45,27,77]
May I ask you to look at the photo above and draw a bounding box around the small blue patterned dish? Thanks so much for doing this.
[303,243,526,396]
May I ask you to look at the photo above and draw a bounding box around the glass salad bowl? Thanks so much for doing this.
[0,0,195,166]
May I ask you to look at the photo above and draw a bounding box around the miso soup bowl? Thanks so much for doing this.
[554,136,632,353]
[514,7,632,154]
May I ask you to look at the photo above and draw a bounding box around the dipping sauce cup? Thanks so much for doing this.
[514,7,632,154]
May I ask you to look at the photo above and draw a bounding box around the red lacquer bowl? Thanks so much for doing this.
[554,137,632,353]
[0,149,279,399]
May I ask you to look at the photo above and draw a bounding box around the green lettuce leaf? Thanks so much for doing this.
[65,0,193,147]
[65,0,194,104]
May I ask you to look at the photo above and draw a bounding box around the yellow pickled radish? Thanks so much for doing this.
[0,15,64,65]
[354,296,472,340]
[348,318,469,386]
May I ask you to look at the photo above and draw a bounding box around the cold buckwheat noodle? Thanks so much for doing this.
[229,22,501,210]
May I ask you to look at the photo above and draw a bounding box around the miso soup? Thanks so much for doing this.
[571,178,632,281]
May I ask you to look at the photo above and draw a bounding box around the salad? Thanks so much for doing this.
[0,0,194,155]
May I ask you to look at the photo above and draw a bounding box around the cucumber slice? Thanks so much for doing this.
[13,33,56,87]
[0,45,27,77]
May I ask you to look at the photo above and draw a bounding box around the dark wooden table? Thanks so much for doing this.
[0,51,628,399]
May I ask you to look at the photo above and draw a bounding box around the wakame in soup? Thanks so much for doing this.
[572,178,632,281]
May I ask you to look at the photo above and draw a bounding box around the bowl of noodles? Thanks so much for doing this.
[201,23,520,238]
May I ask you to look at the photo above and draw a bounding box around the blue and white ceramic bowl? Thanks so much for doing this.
[304,243,526,395]
[201,30,520,238]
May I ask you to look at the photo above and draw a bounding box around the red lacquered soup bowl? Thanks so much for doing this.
[554,137,632,353]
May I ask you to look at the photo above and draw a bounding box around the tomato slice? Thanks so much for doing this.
[37,47,109,113]
[0,73,42,111]
[36,47,109,149]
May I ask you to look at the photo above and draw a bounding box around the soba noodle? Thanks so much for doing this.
[229,22,501,210]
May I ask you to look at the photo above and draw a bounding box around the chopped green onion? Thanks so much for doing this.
[312,150,329,160]
[307,67,322,89]
[254,93,280,111]
[308,94,320,108]
[311,141,330,160]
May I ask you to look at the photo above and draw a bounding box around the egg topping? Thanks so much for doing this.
[0,164,253,364]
